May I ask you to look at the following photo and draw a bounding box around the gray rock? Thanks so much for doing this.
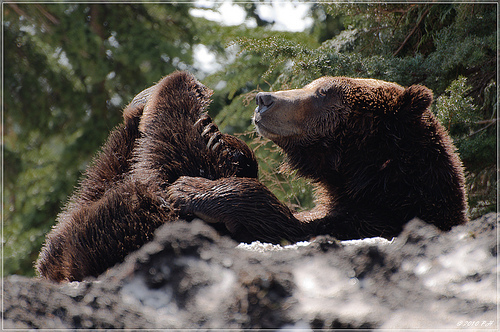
[3,213,498,329]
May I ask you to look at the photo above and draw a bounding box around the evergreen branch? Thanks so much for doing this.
[393,5,431,56]
[35,4,59,25]
[7,3,26,17]
[475,119,498,125]
[465,119,497,139]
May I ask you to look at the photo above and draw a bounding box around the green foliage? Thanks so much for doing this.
[435,76,479,134]
[435,76,496,217]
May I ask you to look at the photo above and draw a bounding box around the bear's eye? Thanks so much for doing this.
[317,88,328,97]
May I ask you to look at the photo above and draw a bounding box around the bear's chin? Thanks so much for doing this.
[254,121,276,139]
[253,119,302,143]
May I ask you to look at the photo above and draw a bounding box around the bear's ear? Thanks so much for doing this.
[398,85,433,118]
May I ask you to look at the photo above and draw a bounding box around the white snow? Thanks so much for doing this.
[237,237,394,252]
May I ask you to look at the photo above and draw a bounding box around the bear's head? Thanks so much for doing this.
[253,76,434,179]
[254,76,433,144]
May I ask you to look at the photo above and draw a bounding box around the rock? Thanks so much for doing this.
[3,214,498,329]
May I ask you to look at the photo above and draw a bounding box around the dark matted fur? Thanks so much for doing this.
[38,73,468,281]
[36,72,257,282]
[169,76,468,242]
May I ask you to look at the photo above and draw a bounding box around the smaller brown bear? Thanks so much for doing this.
[36,72,258,282]
[168,76,469,242]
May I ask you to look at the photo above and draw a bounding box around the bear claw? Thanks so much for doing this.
[194,114,213,132]
[207,132,223,151]
[195,114,225,153]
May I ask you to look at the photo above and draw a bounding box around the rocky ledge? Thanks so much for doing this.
[3,213,498,330]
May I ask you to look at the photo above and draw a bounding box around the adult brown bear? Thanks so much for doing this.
[169,76,468,242]
[36,71,258,282]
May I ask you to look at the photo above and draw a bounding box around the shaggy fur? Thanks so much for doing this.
[38,74,468,281]
[36,72,257,282]
[169,76,468,242]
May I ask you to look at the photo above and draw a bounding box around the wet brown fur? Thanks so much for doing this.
[36,72,257,282]
[38,74,468,281]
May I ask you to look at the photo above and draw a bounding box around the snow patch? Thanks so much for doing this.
[237,237,394,252]
[341,237,395,246]
[237,240,311,252]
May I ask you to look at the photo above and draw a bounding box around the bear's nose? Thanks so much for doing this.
[255,92,275,113]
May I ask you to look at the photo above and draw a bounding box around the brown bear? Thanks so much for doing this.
[38,73,469,282]
[168,76,469,242]
[36,71,258,282]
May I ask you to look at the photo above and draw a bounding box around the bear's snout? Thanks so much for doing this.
[255,92,275,114]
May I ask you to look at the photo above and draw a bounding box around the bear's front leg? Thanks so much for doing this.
[167,176,310,244]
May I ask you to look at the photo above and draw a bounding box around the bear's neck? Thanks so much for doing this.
[280,139,343,185]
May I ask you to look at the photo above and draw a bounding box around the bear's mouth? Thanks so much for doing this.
[253,112,300,142]
[253,112,281,140]
[255,104,272,114]
[253,92,304,140]
[253,111,273,137]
